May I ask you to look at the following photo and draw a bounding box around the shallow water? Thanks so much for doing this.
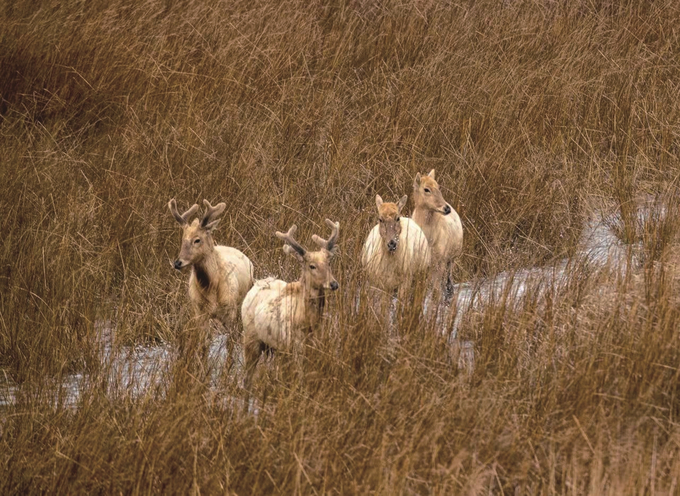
[0,208,641,409]
[0,329,233,408]
[443,208,636,337]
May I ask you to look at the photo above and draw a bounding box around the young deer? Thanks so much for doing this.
[169,199,254,329]
[362,194,431,293]
[241,219,340,386]
[412,169,463,293]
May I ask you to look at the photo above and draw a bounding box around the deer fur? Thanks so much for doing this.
[241,220,340,386]
[362,194,431,292]
[412,169,463,277]
[169,199,254,328]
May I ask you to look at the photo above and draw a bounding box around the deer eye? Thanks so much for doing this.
[424,188,431,194]
[395,217,400,222]
[309,264,317,270]
[193,238,201,245]
[379,219,384,223]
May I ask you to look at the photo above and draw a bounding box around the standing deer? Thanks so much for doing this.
[241,219,340,386]
[362,194,431,293]
[412,169,463,295]
[169,199,254,331]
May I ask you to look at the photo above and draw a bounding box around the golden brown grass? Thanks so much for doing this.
[2,0,680,493]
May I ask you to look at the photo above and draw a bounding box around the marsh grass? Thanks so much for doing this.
[2,0,680,492]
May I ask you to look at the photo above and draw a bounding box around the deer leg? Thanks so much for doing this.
[444,261,454,303]
[217,307,242,365]
[243,338,264,389]
[388,288,399,337]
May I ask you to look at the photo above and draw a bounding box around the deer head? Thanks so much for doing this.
[276,219,340,292]
[375,194,407,253]
[413,169,452,216]
[169,199,226,270]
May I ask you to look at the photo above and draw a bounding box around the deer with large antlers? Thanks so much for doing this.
[169,199,254,330]
[362,194,431,293]
[412,169,463,294]
[241,219,340,386]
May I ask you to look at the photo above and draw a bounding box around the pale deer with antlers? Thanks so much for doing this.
[169,199,254,329]
[412,169,463,292]
[362,194,431,293]
[241,220,340,386]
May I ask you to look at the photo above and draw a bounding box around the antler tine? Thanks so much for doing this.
[168,199,199,225]
[324,219,340,253]
[201,199,227,227]
[312,219,340,253]
[275,225,306,257]
[325,218,340,243]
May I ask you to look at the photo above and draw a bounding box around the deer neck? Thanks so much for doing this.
[300,276,326,318]
[192,249,219,290]
[413,202,436,227]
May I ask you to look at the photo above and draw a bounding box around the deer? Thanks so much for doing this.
[241,219,340,387]
[169,199,254,332]
[412,169,463,296]
[361,194,431,294]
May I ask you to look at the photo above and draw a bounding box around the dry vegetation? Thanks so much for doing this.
[2,0,680,493]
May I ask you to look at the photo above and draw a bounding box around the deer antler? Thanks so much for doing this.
[168,199,199,226]
[275,225,307,258]
[201,199,226,228]
[312,219,340,254]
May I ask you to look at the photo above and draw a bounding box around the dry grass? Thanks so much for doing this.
[2,0,680,493]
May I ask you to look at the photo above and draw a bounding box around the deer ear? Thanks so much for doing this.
[204,219,220,232]
[375,194,383,210]
[414,173,421,189]
[397,195,408,212]
[283,244,304,261]
[428,169,436,179]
